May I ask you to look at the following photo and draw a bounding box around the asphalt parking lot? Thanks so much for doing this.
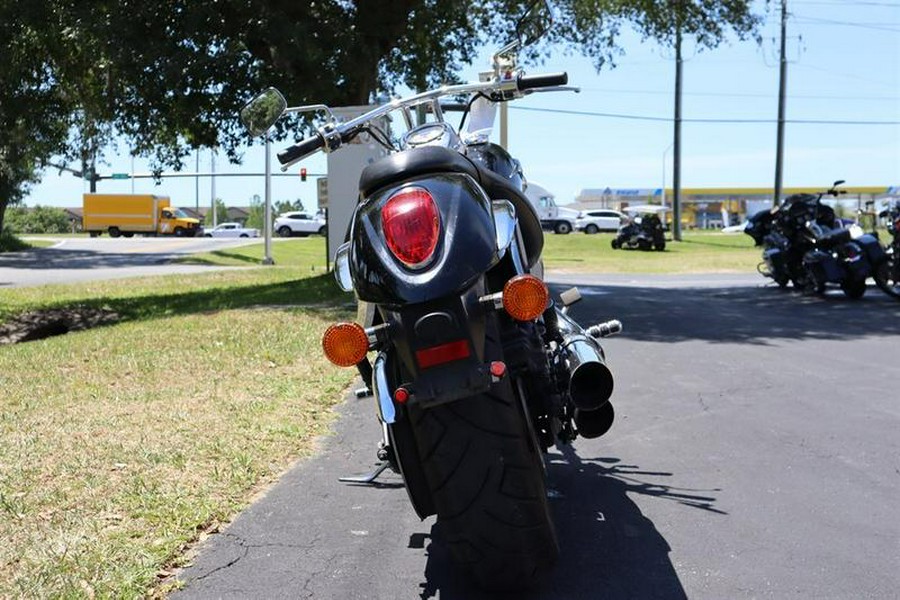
[174,273,900,599]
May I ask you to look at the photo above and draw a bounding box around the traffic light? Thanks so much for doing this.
[300,167,307,182]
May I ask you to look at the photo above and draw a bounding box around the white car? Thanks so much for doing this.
[274,211,327,237]
[203,222,260,238]
[575,209,625,234]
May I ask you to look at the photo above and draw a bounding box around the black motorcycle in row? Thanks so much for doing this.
[241,7,621,590]
[611,212,666,251]
[745,181,886,299]
[875,201,900,298]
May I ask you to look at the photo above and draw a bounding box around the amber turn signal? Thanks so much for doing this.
[322,322,369,367]
[502,275,549,322]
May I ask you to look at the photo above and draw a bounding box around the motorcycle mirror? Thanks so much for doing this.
[516,1,552,47]
[240,88,287,137]
[833,179,846,188]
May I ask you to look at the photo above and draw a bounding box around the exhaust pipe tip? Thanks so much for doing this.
[574,402,615,439]
[570,359,614,411]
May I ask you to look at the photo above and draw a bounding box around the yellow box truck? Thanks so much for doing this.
[82,194,202,237]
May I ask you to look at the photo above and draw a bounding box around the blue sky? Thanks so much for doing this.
[25,0,900,209]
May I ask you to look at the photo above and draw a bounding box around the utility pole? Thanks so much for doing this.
[195,149,200,212]
[262,137,274,265]
[211,149,217,228]
[774,0,788,207]
[672,22,683,241]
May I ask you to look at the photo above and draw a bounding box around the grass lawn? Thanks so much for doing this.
[542,229,760,274]
[0,243,356,597]
[0,233,761,596]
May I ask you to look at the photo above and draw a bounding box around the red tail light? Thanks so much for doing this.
[382,187,440,268]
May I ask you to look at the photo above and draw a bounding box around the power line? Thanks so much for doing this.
[577,86,898,102]
[509,105,900,125]
[792,0,900,7]
[793,14,900,32]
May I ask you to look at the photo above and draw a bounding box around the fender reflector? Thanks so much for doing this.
[415,340,471,369]
[322,322,369,367]
[503,275,549,321]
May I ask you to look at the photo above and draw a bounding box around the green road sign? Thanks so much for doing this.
[110,173,131,180]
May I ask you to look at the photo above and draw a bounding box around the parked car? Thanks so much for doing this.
[575,209,625,234]
[203,222,260,238]
[274,211,327,237]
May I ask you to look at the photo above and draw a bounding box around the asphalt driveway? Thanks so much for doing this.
[174,273,900,599]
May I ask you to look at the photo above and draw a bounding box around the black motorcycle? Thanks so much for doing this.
[745,192,835,289]
[241,6,621,589]
[746,181,886,298]
[875,201,900,299]
[611,212,666,251]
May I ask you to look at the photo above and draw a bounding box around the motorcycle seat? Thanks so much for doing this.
[359,146,543,269]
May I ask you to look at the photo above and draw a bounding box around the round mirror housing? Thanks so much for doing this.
[240,88,287,137]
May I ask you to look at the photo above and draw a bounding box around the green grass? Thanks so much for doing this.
[541,230,760,273]
[174,238,330,268]
[0,245,357,597]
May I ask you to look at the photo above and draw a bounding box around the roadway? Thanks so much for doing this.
[173,274,900,599]
[0,237,266,287]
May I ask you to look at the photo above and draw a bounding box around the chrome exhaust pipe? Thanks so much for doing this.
[574,402,615,439]
[561,334,615,412]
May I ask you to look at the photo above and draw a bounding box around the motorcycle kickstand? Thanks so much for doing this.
[338,461,391,485]
[339,424,394,485]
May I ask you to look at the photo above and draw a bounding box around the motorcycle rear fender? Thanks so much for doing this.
[856,233,886,265]
[349,173,500,305]
[376,277,494,409]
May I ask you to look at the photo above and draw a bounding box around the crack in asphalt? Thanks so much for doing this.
[193,531,323,583]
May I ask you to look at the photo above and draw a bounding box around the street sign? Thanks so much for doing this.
[317,177,328,208]
[110,173,130,180]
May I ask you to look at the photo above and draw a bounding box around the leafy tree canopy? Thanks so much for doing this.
[1,0,761,232]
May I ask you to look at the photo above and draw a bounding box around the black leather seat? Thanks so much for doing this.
[359,146,543,268]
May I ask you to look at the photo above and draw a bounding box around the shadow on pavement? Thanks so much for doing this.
[416,446,720,599]
[555,282,900,345]
[0,247,176,270]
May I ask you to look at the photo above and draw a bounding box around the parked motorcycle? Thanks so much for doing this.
[745,181,887,298]
[611,212,666,251]
[875,201,900,298]
[241,5,622,589]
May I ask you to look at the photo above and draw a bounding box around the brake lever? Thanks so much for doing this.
[524,86,581,94]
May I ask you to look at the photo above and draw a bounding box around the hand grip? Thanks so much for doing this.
[517,72,568,91]
[277,134,325,165]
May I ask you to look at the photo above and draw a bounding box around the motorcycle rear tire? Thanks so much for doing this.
[874,250,900,300]
[407,367,558,589]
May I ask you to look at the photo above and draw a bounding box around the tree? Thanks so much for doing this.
[245,195,265,231]
[274,199,306,216]
[5,205,71,234]
[0,2,75,234]
[205,199,229,226]
[1,0,762,233]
